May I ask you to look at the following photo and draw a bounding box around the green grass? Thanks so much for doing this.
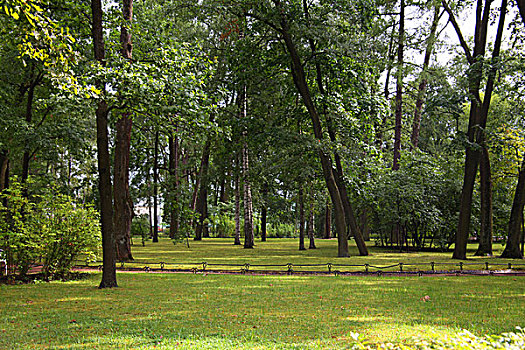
[2,237,524,349]
[1,273,524,349]
[117,237,523,273]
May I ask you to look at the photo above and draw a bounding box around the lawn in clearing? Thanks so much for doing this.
[1,272,524,349]
[116,237,524,273]
[2,238,524,349]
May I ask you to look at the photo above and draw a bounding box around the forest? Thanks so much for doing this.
[1,0,524,287]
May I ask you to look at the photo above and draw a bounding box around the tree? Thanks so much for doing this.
[91,0,117,289]
[113,0,135,261]
[443,0,508,259]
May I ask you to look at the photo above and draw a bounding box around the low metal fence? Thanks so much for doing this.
[73,260,525,276]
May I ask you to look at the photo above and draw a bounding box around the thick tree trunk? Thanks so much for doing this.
[168,134,180,239]
[113,114,133,260]
[195,140,211,241]
[92,0,117,289]
[501,155,525,259]
[392,0,405,170]
[234,162,241,245]
[298,187,306,250]
[411,3,440,149]
[475,146,493,256]
[113,0,134,261]
[152,130,159,243]
[451,0,506,259]
[274,0,348,256]
[308,193,316,249]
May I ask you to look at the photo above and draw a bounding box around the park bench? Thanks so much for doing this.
[0,249,6,275]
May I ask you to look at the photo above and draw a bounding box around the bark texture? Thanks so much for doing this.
[113,0,134,261]
[411,3,440,149]
[234,162,241,245]
[308,193,316,249]
[0,150,8,192]
[324,202,332,239]
[168,134,180,239]
[476,146,493,256]
[195,141,211,240]
[92,0,117,288]
[501,155,525,259]
[392,0,405,170]
[298,187,306,250]
[242,140,254,248]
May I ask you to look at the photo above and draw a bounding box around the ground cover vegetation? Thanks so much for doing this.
[1,0,525,347]
[1,272,525,349]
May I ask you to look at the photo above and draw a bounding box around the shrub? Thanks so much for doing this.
[35,190,101,279]
[0,180,39,276]
[0,179,101,279]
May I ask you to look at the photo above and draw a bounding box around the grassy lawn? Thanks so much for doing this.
[1,272,524,349]
[2,237,524,349]
[116,237,524,273]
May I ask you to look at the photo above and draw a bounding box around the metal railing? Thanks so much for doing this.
[74,259,525,276]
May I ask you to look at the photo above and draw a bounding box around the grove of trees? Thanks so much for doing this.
[1,0,524,287]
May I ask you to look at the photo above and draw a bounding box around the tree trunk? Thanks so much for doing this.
[168,134,180,239]
[308,192,316,249]
[377,25,397,146]
[234,160,241,245]
[0,150,8,192]
[360,208,371,241]
[261,205,267,242]
[113,0,134,261]
[450,0,507,259]
[501,154,525,259]
[303,0,367,255]
[392,0,405,170]
[298,187,306,250]
[21,74,40,186]
[195,140,211,241]
[411,3,441,149]
[324,201,332,239]
[475,146,493,256]
[273,0,348,256]
[261,182,268,242]
[242,141,254,248]
[242,142,254,249]
[92,0,117,288]
[517,0,525,25]
[152,130,159,243]
[113,114,133,260]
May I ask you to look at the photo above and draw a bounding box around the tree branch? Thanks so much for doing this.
[441,0,473,64]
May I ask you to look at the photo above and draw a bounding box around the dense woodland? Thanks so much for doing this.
[1,0,524,287]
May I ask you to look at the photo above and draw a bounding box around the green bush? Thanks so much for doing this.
[0,179,101,279]
[0,180,39,276]
[35,190,101,279]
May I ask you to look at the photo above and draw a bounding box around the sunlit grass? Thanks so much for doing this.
[107,237,524,273]
[1,273,524,349]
